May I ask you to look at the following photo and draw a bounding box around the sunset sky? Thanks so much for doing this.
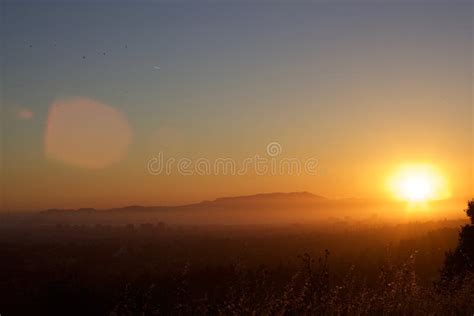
[1,1,472,211]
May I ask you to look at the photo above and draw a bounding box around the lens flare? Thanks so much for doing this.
[45,97,132,169]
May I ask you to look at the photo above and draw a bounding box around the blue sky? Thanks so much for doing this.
[1,1,472,210]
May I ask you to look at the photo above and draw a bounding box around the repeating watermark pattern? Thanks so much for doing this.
[147,142,318,176]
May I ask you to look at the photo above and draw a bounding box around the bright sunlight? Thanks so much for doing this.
[388,164,449,203]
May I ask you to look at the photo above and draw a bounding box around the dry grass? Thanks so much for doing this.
[110,251,474,316]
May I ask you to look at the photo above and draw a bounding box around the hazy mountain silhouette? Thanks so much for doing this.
[40,192,329,215]
[36,192,464,225]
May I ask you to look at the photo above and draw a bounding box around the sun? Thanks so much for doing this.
[388,163,449,203]
[398,173,433,202]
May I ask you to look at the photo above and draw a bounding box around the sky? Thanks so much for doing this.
[1,1,472,211]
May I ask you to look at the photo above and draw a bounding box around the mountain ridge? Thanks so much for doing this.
[40,192,328,214]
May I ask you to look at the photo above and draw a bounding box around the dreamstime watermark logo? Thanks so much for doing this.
[147,142,318,176]
[266,141,282,157]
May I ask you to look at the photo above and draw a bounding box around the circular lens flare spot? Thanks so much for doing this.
[45,97,132,169]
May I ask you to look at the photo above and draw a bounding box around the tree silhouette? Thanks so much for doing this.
[466,199,474,224]
[441,200,474,281]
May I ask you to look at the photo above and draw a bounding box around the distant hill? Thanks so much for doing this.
[36,192,466,225]
[40,192,328,215]
[40,208,97,215]
[209,191,327,204]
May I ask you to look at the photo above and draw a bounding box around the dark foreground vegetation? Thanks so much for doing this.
[1,207,473,315]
